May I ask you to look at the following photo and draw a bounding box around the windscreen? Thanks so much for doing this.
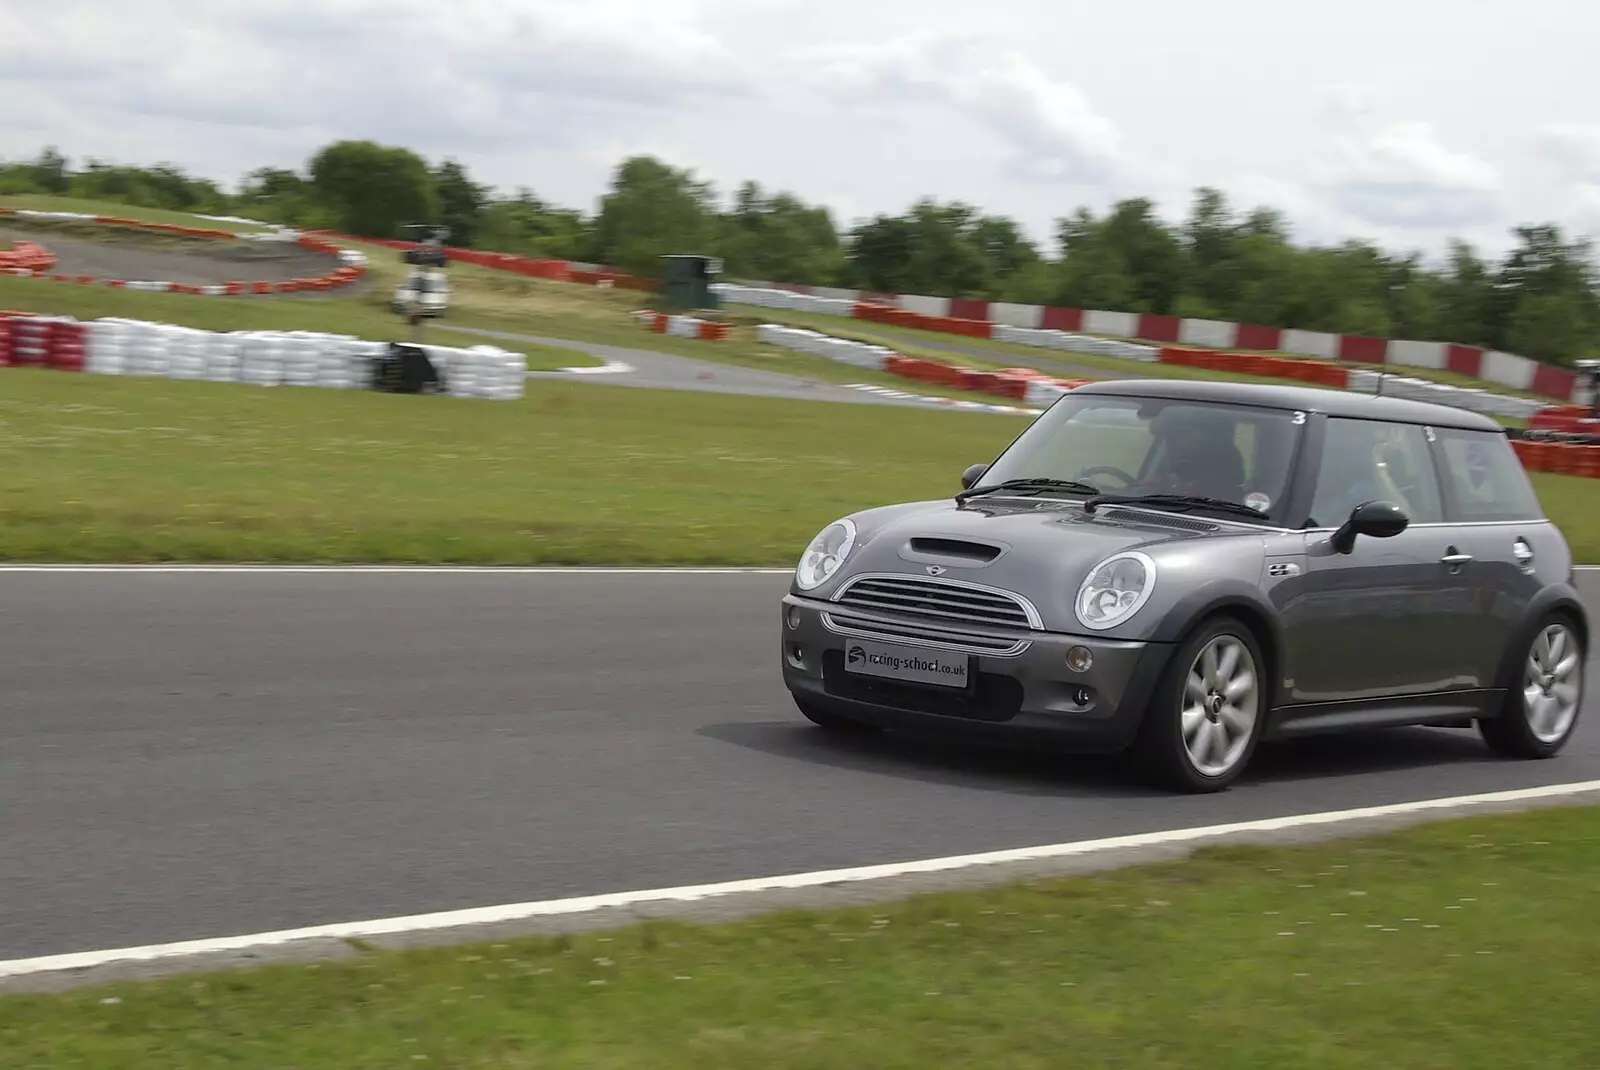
[974,393,1304,519]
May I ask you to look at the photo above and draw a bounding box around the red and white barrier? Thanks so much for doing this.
[755,323,1547,422]
[630,309,730,340]
[1,312,525,399]
[722,282,1580,403]
[9,202,1575,402]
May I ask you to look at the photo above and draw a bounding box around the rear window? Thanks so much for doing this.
[1433,427,1544,522]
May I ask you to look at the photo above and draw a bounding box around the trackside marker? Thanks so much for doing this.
[3,779,1597,980]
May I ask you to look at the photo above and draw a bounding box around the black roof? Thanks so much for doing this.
[1071,378,1505,432]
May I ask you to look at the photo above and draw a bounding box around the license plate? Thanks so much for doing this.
[842,639,971,689]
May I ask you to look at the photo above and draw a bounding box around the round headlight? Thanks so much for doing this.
[1074,551,1156,631]
[795,518,858,591]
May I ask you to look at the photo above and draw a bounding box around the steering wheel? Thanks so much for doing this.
[1076,465,1139,489]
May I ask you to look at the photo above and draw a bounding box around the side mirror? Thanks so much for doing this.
[1330,500,1410,554]
[960,463,989,490]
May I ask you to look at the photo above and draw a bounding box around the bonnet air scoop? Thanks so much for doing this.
[906,537,1004,564]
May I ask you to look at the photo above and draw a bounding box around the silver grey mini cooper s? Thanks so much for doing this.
[779,378,1589,793]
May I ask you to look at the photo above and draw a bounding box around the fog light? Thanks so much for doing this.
[1065,645,1094,672]
[786,606,802,630]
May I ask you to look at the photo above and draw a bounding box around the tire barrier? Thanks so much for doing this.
[631,309,730,340]
[0,208,368,295]
[755,324,1090,406]
[0,239,54,273]
[714,282,1584,403]
[757,321,1599,478]
[0,311,525,399]
[757,322,1546,422]
[0,312,86,370]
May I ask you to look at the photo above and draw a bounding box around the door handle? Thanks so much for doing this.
[1441,548,1473,567]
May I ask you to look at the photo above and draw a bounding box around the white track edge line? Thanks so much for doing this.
[5,778,1598,979]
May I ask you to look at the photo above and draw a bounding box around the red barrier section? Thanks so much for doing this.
[1530,362,1578,402]
[1040,306,1084,331]
[1445,344,1485,378]
[0,312,86,371]
[1159,345,1351,389]
[948,298,990,321]
[1337,335,1390,363]
[1234,324,1284,351]
[1135,314,1181,344]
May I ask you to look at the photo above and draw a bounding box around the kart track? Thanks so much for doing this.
[3,566,1598,974]
[0,224,342,289]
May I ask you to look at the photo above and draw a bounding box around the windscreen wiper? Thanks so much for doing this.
[1082,492,1268,521]
[955,477,1101,504]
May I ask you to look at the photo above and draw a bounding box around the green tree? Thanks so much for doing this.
[307,140,438,238]
[432,159,489,247]
[589,156,718,276]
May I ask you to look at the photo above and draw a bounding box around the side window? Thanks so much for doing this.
[1433,428,1544,522]
[1309,418,1443,527]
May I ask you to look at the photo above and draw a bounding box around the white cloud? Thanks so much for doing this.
[796,34,1129,187]
[1,0,1599,259]
[1536,123,1600,182]
[0,0,760,180]
[1307,120,1503,230]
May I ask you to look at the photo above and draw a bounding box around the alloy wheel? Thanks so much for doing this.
[1181,635,1260,778]
[1524,623,1582,744]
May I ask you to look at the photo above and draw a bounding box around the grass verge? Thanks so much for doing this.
[5,804,1599,1068]
[2,369,1594,564]
[0,369,1019,563]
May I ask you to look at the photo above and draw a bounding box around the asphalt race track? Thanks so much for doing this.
[452,325,1034,410]
[3,568,1597,961]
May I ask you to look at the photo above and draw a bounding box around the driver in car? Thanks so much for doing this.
[1141,414,1248,502]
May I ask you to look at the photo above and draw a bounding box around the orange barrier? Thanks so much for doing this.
[0,239,55,273]
[1160,345,1350,388]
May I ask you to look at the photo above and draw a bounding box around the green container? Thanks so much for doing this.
[659,254,723,312]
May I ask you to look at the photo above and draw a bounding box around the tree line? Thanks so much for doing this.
[3,141,1596,363]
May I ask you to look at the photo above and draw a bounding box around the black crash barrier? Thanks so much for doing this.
[369,342,448,395]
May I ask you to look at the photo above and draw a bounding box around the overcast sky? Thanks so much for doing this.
[1,0,1595,262]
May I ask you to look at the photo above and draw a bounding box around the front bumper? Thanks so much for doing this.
[779,593,1175,753]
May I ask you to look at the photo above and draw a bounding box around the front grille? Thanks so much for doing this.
[822,611,1029,654]
[832,575,1036,630]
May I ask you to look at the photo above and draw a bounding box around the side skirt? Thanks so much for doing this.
[1263,689,1504,741]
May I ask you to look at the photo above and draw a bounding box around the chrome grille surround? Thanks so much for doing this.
[822,573,1041,657]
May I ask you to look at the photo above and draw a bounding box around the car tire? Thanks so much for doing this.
[1479,613,1585,759]
[1131,614,1268,793]
[793,696,880,735]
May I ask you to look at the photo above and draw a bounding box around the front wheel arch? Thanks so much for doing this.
[1150,593,1284,712]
